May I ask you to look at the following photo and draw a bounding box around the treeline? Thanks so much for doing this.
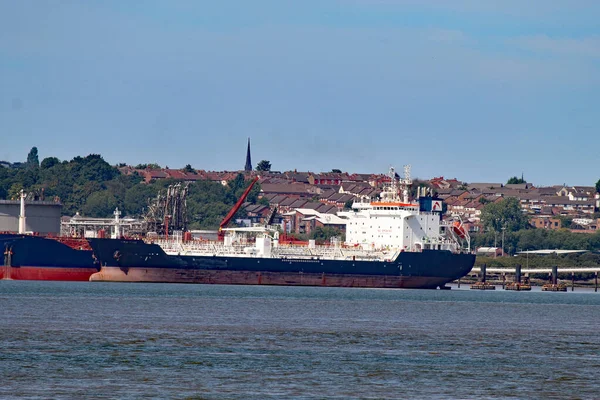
[471,229,600,254]
[0,151,260,229]
[472,196,600,253]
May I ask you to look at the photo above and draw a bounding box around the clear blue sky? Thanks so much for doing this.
[1,1,598,186]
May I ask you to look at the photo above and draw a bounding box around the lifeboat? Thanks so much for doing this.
[451,221,467,239]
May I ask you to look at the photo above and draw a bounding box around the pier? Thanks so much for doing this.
[468,266,599,292]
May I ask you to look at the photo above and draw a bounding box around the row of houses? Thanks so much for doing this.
[440,183,600,232]
[119,166,393,187]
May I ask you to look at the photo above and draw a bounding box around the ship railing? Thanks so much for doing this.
[271,246,392,262]
[160,241,253,256]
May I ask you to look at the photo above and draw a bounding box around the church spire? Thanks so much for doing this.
[244,138,252,171]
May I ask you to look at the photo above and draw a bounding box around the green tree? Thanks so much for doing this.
[557,215,573,229]
[183,164,195,173]
[123,183,159,217]
[82,190,118,217]
[331,169,342,173]
[69,154,119,184]
[596,179,600,193]
[480,197,530,232]
[8,183,24,200]
[507,176,526,184]
[310,226,345,242]
[27,147,39,168]
[256,160,272,172]
[40,157,60,169]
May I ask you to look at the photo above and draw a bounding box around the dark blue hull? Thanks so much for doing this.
[1,234,98,281]
[89,238,475,289]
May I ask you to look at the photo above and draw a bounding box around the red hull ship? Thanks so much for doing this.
[1,234,98,281]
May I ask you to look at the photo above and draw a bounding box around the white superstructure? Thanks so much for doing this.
[340,166,460,252]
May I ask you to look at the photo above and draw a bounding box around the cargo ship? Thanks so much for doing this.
[88,167,475,289]
[1,234,99,281]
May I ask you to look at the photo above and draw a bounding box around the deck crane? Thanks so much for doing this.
[218,176,260,240]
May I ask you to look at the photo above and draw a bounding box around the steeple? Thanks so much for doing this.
[244,138,252,171]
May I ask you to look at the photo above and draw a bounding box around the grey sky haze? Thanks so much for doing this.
[1,1,598,186]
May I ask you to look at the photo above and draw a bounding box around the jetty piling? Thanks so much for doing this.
[542,265,567,292]
[506,264,531,291]
[471,263,495,290]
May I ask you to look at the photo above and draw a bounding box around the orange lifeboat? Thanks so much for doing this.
[452,221,467,239]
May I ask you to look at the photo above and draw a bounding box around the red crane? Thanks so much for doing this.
[218,176,259,240]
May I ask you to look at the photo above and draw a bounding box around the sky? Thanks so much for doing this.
[1,1,599,186]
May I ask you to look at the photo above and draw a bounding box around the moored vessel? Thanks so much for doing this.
[88,166,476,289]
[1,234,98,281]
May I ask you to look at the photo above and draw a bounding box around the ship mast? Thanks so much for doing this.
[400,165,412,203]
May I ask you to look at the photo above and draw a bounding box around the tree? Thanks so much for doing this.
[507,176,526,184]
[310,226,345,242]
[27,147,39,168]
[596,179,600,193]
[69,154,119,184]
[256,160,271,172]
[183,164,195,173]
[8,183,24,200]
[331,169,342,173]
[82,190,118,217]
[480,197,530,232]
[40,157,60,169]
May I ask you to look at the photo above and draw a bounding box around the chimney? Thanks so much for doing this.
[18,190,26,234]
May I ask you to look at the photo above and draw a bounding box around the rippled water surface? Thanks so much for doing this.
[1,282,600,399]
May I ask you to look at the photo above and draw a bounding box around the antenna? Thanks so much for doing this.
[400,164,412,203]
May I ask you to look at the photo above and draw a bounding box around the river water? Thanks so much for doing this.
[1,281,599,399]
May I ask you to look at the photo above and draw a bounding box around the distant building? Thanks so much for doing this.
[0,200,62,234]
[530,216,561,230]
